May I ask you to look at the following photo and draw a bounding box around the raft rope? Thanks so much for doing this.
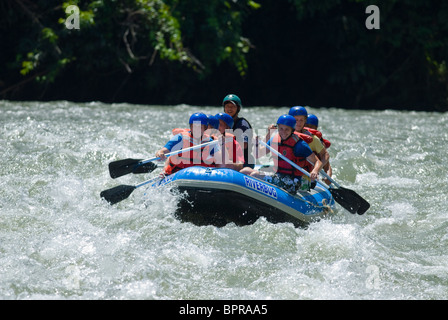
[293,188,334,215]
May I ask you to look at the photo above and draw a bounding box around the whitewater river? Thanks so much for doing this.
[1,100,447,300]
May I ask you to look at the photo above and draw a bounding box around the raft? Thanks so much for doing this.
[148,166,335,227]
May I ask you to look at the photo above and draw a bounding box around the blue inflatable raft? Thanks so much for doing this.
[149,166,335,227]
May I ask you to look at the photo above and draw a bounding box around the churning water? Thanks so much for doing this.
[1,100,447,300]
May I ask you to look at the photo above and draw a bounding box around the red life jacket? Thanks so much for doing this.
[296,132,313,144]
[270,133,311,177]
[219,132,244,164]
[164,131,214,175]
[303,127,331,149]
[172,128,188,135]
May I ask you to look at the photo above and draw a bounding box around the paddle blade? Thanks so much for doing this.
[356,196,371,215]
[132,161,158,174]
[330,187,370,215]
[100,185,136,205]
[108,159,158,179]
[109,158,142,178]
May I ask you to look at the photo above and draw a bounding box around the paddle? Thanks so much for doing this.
[313,167,370,215]
[100,177,162,205]
[108,158,158,178]
[259,140,370,215]
[108,140,218,178]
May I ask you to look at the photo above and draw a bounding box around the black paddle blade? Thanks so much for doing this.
[109,158,142,178]
[132,161,158,174]
[108,159,157,178]
[356,196,371,215]
[100,185,136,205]
[330,187,370,215]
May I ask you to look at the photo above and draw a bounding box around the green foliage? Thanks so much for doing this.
[165,0,259,76]
[0,0,447,110]
[2,0,259,85]
[284,0,448,108]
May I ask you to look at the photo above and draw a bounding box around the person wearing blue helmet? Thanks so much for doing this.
[206,114,220,130]
[215,112,244,171]
[288,106,309,133]
[203,114,220,140]
[215,112,234,129]
[305,114,331,149]
[222,94,254,168]
[241,115,322,193]
[171,113,220,136]
[306,114,319,128]
[289,106,330,179]
[155,112,222,175]
[305,113,333,184]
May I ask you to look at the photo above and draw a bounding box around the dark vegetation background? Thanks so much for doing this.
[1,0,447,111]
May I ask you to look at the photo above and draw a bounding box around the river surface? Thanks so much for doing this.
[1,100,447,300]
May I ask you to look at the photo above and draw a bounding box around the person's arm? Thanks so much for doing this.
[155,134,182,160]
[265,124,276,142]
[255,129,276,159]
[203,138,226,168]
[262,124,277,156]
[318,147,330,167]
[295,140,321,181]
[155,147,170,160]
[306,153,322,181]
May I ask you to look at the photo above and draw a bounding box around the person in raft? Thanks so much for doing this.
[206,114,220,137]
[305,113,333,183]
[155,112,222,175]
[288,106,330,178]
[305,114,331,148]
[240,115,322,193]
[215,112,245,171]
[171,113,220,137]
[222,94,255,169]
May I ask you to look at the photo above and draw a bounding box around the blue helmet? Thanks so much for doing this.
[215,112,234,128]
[306,114,319,127]
[189,112,208,126]
[288,106,308,117]
[206,114,219,129]
[276,114,296,129]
